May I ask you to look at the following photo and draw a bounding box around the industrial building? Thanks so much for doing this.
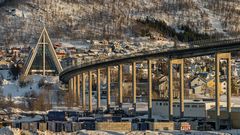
[151,99,228,120]
[208,107,240,129]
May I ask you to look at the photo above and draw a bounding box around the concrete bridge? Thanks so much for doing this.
[59,38,240,130]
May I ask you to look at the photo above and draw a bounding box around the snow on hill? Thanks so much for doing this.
[0,0,240,46]
[0,70,59,104]
[2,75,42,97]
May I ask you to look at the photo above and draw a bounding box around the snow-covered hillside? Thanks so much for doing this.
[0,70,59,104]
[0,0,240,45]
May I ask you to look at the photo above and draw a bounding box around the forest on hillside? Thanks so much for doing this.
[0,0,240,45]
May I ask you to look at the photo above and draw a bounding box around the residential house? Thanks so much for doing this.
[190,76,207,88]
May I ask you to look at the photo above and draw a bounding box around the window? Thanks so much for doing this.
[185,105,190,108]
[163,127,169,130]
[163,103,168,106]
[199,105,205,108]
[192,105,198,108]
[160,103,162,106]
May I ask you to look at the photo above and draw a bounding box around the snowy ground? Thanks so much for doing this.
[192,0,228,36]
[2,75,42,97]
[221,95,240,106]
[0,71,59,104]
[0,127,240,135]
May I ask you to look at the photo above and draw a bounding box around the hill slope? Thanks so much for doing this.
[0,0,240,45]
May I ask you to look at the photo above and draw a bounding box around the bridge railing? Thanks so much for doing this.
[65,45,185,70]
[63,37,240,71]
[189,36,240,46]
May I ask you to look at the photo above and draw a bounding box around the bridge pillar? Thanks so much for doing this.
[148,60,152,119]
[82,73,86,111]
[73,76,77,105]
[107,66,111,110]
[118,64,123,108]
[97,69,101,110]
[169,59,184,121]
[169,60,173,121]
[227,54,232,129]
[88,71,93,112]
[68,78,74,106]
[180,60,184,118]
[77,75,81,105]
[132,62,137,113]
[215,53,231,130]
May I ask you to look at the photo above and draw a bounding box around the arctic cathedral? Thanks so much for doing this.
[23,28,63,76]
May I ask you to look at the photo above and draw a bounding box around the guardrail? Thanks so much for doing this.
[63,47,175,71]
[63,38,240,73]
[190,37,240,46]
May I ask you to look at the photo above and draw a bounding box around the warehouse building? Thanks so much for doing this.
[152,99,228,120]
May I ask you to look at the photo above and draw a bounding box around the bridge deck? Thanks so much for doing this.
[60,38,240,83]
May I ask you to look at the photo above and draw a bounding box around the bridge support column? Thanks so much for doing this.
[77,75,81,105]
[118,64,123,108]
[107,67,111,110]
[169,59,184,121]
[215,53,231,130]
[73,76,77,105]
[132,62,137,113]
[82,73,86,111]
[43,33,46,76]
[89,71,92,112]
[97,69,101,110]
[180,60,184,118]
[227,54,232,129]
[148,60,152,119]
[169,60,173,121]
[68,78,74,106]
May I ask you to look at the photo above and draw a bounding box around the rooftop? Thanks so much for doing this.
[152,99,216,104]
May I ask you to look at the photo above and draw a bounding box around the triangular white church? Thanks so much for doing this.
[23,27,63,76]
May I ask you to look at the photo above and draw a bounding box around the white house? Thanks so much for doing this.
[190,76,207,88]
